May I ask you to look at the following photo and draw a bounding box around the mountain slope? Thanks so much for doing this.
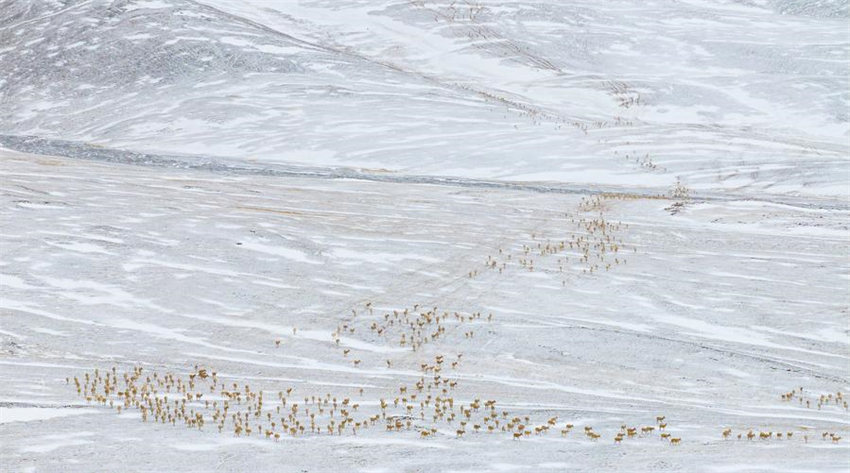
[2,0,848,198]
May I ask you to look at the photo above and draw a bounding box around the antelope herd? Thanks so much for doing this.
[63,196,845,453]
[472,200,634,285]
[709,387,848,444]
[71,363,688,445]
[780,387,847,411]
[66,362,846,448]
[723,428,840,444]
[68,361,648,443]
[74,364,848,448]
[334,302,493,352]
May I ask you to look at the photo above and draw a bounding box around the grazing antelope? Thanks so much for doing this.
[669,437,681,445]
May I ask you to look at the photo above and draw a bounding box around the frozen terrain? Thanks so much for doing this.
[1,0,849,472]
[1,0,849,196]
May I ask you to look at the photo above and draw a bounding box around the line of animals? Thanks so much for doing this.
[722,427,841,443]
[67,361,678,444]
[65,361,591,441]
[713,387,845,444]
[67,365,846,447]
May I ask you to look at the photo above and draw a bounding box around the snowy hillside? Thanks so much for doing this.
[0,1,848,472]
[1,0,848,195]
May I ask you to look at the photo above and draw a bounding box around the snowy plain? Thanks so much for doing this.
[1,0,849,472]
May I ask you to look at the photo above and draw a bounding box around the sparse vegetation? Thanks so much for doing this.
[666,178,691,214]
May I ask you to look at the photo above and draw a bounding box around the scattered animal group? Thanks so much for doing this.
[64,198,844,453]
[328,302,493,353]
[780,387,847,411]
[67,366,846,447]
[474,205,633,285]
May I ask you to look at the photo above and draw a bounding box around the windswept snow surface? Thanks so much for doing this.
[1,147,848,471]
[1,0,849,472]
[1,0,848,196]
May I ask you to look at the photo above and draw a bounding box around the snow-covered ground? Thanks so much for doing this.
[1,0,848,196]
[1,0,848,472]
[1,147,848,471]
